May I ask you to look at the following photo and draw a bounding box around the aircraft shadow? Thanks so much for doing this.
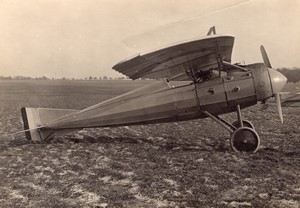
[54,135,230,152]
[4,136,299,156]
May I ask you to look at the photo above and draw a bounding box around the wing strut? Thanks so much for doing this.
[185,65,198,83]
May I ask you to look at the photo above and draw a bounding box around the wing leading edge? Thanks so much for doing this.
[113,34,235,81]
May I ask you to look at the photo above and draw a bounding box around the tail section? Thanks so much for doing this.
[21,107,79,141]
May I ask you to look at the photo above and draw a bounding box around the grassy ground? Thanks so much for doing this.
[0,80,299,207]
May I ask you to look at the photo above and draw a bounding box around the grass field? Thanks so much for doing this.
[0,80,299,207]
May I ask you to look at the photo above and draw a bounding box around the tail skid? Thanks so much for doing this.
[21,107,80,141]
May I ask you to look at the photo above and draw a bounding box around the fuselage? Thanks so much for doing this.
[44,63,286,130]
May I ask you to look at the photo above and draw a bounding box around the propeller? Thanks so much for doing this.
[260,45,285,123]
[275,93,284,123]
[260,45,272,68]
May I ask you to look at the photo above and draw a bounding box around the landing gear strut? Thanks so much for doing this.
[232,120,254,129]
[202,104,260,153]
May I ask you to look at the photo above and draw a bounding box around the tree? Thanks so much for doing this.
[277,68,300,83]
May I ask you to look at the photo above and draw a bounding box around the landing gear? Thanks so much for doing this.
[202,104,261,153]
[232,120,254,129]
[230,127,260,153]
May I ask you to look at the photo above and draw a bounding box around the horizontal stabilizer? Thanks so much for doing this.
[280,91,300,104]
[21,107,79,141]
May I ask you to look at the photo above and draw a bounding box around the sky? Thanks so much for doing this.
[0,0,299,79]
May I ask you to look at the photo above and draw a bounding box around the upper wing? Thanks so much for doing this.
[113,34,235,81]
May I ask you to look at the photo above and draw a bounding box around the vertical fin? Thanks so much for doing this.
[21,107,43,141]
[21,107,80,141]
[21,107,32,140]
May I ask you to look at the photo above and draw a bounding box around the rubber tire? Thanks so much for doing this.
[232,120,254,129]
[230,127,260,153]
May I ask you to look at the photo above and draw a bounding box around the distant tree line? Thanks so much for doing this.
[0,75,129,80]
[276,67,300,83]
[84,76,128,80]
[0,75,50,80]
[1,68,300,82]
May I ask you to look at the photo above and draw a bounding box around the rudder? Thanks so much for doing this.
[21,107,79,141]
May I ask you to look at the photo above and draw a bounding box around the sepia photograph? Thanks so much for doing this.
[0,0,300,207]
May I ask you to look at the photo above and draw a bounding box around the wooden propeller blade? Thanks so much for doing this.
[260,45,272,68]
[275,93,283,123]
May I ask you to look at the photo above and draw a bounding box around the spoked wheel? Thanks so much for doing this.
[232,120,254,129]
[230,127,260,153]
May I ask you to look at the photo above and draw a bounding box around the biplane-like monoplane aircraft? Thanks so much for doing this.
[22,27,292,153]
